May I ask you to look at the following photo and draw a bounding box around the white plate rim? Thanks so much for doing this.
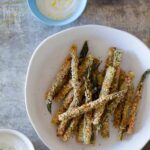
[25,24,150,149]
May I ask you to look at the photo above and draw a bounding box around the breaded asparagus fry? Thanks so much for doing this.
[100,113,109,138]
[62,117,80,141]
[119,84,134,140]
[46,55,71,113]
[100,49,122,137]
[53,55,96,101]
[51,106,66,125]
[111,49,122,92]
[83,112,92,144]
[91,125,96,144]
[83,66,93,144]
[113,72,135,128]
[57,85,85,136]
[63,84,85,109]
[76,117,84,143]
[59,90,126,121]
[127,69,150,134]
[107,72,134,115]
[63,90,74,109]
[57,45,79,137]
[118,70,126,87]
[59,46,87,140]
[97,71,104,87]
[52,85,84,125]
[113,103,124,128]
[104,47,116,70]
[93,66,115,127]
[63,54,94,141]
[57,117,71,136]
[69,45,79,108]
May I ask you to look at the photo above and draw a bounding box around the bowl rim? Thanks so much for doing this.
[0,129,35,150]
[25,25,150,149]
[27,0,87,26]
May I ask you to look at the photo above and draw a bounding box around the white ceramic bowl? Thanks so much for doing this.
[0,129,34,150]
[25,25,150,150]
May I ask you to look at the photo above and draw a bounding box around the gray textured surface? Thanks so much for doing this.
[0,0,150,150]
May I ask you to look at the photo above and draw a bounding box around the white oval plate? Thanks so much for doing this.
[0,129,34,150]
[25,25,150,150]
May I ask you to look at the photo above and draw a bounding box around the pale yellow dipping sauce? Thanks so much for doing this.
[36,0,78,20]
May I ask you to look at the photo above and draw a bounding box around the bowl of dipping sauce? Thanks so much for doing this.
[0,129,34,150]
[28,0,87,26]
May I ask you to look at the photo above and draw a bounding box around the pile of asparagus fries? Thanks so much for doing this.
[45,41,150,144]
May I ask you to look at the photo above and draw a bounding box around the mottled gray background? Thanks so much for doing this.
[0,0,150,149]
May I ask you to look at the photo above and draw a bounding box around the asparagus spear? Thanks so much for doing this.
[83,65,93,144]
[57,61,95,137]
[93,66,115,127]
[104,47,116,71]
[100,112,109,138]
[53,55,97,102]
[97,71,104,87]
[52,85,84,125]
[57,45,80,137]
[127,69,150,134]
[111,49,122,92]
[118,70,126,88]
[62,117,81,141]
[46,55,71,113]
[63,84,85,109]
[60,91,86,136]
[69,45,80,108]
[100,49,122,137]
[76,117,84,143]
[91,124,96,145]
[57,119,70,136]
[119,84,134,140]
[76,62,101,144]
[63,90,74,109]
[113,102,124,128]
[107,72,134,115]
[113,72,135,128]
[59,90,126,121]
[62,54,94,142]
[51,106,66,125]
[46,42,89,113]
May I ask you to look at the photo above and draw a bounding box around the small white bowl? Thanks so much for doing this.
[28,0,87,26]
[0,129,34,150]
[25,25,150,150]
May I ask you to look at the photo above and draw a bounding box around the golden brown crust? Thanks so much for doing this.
[113,72,135,128]
[100,113,109,138]
[51,106,66,125]
[46,55,71,101]
[127,69,150,134]
[83,66,93,144]
[93,66,115,127]
[59,90,126,121]
[119,84,134,139]
[111,50,122,92]
[76,117,84,143]
[53,55,95,102]
[104,47,116,70]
